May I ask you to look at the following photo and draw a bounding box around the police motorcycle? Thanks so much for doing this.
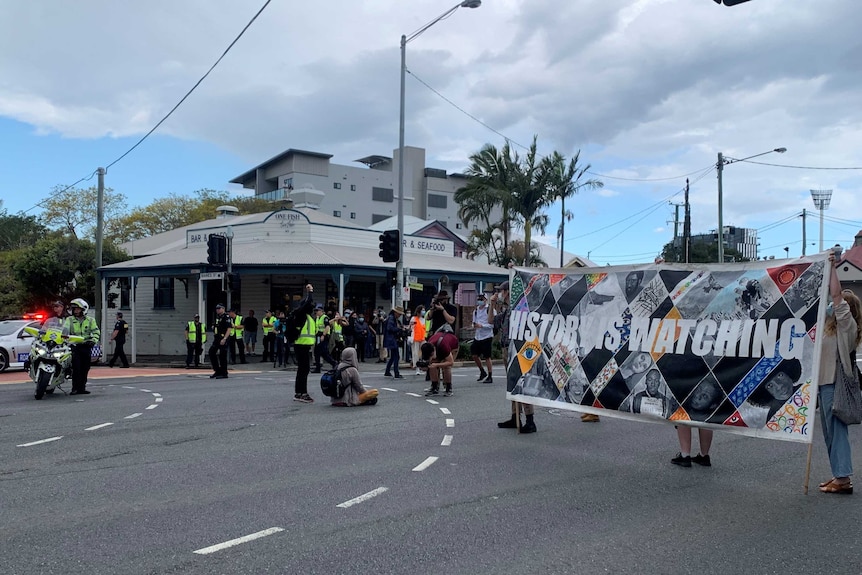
[23,317,84,399]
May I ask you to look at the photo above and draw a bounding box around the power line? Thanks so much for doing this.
[740,159,862,170]
[24,0,274,214]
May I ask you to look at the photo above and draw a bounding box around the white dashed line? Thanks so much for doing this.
[122,386,136,389]
[155,397,163,403]
[381,387,398,392]
[139,389,151,393]
[439,407,451,414]
[146,404,159,410]
[445,419,455,428]
[17,436,63,447]
[125,413,142,419]
[405,392,422,398]
[441,435,453,446]
[151,393,161,397]
[426,399,439,405]
[85,422,114,431]
[193,527,285,555]
[336,486,389,508]
[412,456,439,472]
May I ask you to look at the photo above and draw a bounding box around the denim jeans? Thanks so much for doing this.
[819,383,854,478]
[386,346,400,376]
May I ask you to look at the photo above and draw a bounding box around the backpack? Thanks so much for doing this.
[493,310,505,336]
[283,309,303,343]
[320,365,351,398]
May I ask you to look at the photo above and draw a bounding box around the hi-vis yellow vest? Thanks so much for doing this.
[295,315,316,345]
[187,321,207,343]
[262,317,275,335]
[231,315,244,337]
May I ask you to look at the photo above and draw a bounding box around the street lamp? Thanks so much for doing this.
[396,0,481,305]
[716,147,786,263]
[810,189,833,251]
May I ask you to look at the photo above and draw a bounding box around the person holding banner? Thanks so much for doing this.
[817,253,862,494]
[672,378,720,468]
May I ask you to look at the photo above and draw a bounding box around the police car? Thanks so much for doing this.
[0,319,42,372]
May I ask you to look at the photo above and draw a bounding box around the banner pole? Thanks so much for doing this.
[803,442,813,495]
[515,401,521,431]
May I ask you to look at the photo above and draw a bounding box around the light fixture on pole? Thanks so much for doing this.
[396,0,481,306]
[716,147,786,263]
[810,189,833,251]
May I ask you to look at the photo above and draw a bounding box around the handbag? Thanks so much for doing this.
[832,353,862,425]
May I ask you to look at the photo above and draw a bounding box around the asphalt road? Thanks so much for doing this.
[1,365,860,575]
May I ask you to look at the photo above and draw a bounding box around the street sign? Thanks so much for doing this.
[401,286,411,302]
[200,272,225,280]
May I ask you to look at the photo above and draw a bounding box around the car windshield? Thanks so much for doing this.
[0,321,27,336]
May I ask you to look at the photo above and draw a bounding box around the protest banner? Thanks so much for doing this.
[504,254,830,443]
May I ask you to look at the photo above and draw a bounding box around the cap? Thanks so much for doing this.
[477,293,487,300]
[499,281,510,291]
[315,304,324,310]
[437,290,449,298]
[215,303,225,309]
[116,312,123,318]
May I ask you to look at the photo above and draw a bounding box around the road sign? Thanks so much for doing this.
[401,286,411,302]
[200,272,225,280]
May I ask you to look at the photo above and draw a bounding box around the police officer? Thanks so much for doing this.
[293,284,317,403]
[311,304,336,373]
[227,308,247,364]
[209,304,232,379]
[108,312,130,368]
[185,313,207,368]
[261,310,275,363]
[64,298,100,395]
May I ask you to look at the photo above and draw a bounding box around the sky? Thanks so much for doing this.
[2,0,861,266]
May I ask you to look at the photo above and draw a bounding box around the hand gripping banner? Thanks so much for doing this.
[504,255,830,443]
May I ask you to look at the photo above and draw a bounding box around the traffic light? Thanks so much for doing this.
[225,273,240,291]
[378,229,400,263]
[207,234,227,265]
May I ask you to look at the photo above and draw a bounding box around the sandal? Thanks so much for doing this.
[819,478,836,488]
[819,480,853,494]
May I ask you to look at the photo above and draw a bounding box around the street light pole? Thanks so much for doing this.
[396,0,481,306]
[716,147,786,263]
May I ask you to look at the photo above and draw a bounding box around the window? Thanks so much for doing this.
[119,277,131,309]
[333,182,341,190]
[333,210,341,217]
[350,212,356,219]
[428,193,447,209]
[350,184,356,191]
[154,277,174,309]
[283,177,293,188]
[455,223,462,229]
[372,187,394,202]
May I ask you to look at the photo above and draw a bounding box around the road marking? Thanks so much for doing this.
[381,387,397,392]
[122,386,136,389]
[146,404,159,410]
[412,456,438,472]
[85,422,114,431]
[151,392,161,397]
[336,486,389,508]
[446,419,455,428]
[441,435,453,446]
[155,397,163,403]
[140,389,151,392]
[439,407,451,414]
[426,399,439,405]
[17,436,63,447]
[193,527,285,555]
[125,413,142,419]
[405,392,422,397]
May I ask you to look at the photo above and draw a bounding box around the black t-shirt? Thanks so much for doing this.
[243,315,259,332]
[429,302,457,334]
[113,320,127,344]
[213,314,232,340]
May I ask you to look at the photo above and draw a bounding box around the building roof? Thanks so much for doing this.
[354,155,391,168]
[229,148,334,186]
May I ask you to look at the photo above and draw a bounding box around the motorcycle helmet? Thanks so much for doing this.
[69,298,90,314]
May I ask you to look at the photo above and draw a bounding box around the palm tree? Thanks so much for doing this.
[541,150,604,266]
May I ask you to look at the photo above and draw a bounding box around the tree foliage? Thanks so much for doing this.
[457,137,602,267]
[40,185,127,240]
[109,189,276,243]
[0,209,48,251]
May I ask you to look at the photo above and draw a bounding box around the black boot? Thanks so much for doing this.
[520,414,537,434]
[498,414,519,429]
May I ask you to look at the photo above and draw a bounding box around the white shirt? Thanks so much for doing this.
[473,304,493,341]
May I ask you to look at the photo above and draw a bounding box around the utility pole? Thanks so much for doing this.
[801,209,807,256]
[96,167,105,340]
[683,178,691,263]
[669,202,682,262]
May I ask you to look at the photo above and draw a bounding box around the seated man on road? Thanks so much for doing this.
[419,330,458,397]
[330,347,379,407]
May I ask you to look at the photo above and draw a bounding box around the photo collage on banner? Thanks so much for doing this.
[504,255,830,443]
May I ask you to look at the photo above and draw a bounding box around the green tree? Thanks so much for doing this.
[40,185,127,240]
[0,210,48,251]
[0,250,27,317]
[11,235,130,309]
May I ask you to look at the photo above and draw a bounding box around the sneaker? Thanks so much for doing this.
[520,421,537,434]
[294,393,314,403]
[671,453,692,467]
[476,372,488,382]
[692,453,712,467]
[394,374,404,379]
[443,388,453,397]
[424,387,439,397]
[481,374,493,384]
[498,416,519,429]
[415,370,422,376]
